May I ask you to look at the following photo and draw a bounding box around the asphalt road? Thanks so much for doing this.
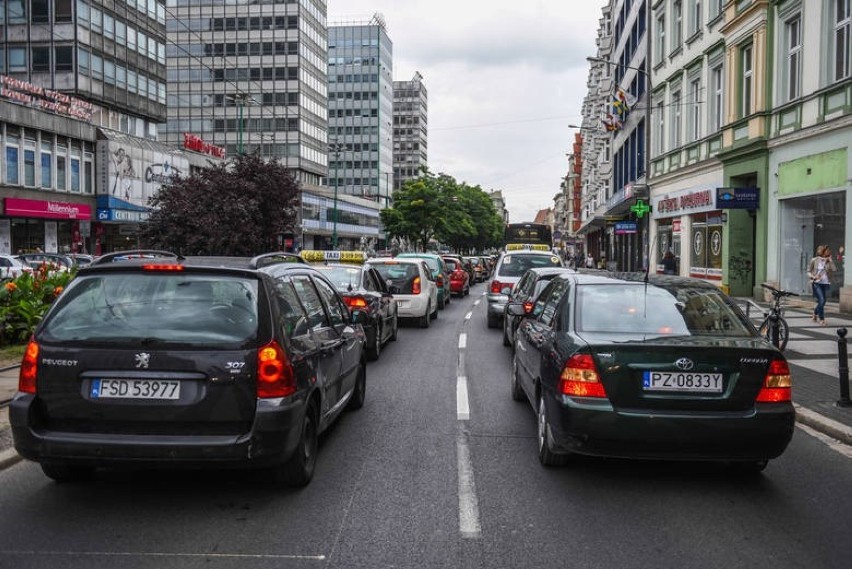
[0,281,850,569]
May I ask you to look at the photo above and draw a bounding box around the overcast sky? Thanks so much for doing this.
[328,0,603,224]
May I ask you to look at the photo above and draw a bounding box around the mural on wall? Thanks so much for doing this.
[97,139,188,210]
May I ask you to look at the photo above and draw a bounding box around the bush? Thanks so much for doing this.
[0,264,73,346]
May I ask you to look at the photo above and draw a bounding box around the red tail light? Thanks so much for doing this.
[412,276,421,295]
[756,359,792,402]
[523,302,534,314]
[491,280,509,294]
[559,354,607,398]
[436,274,444,287]
[343,296,368,310]
[256,340,296,398]
[19,338,39,394]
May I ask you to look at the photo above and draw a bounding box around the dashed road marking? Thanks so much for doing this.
[465,312,472,320]
[458,334,467,349]
[473,300,481,306]
[457,430,482,538]
[456,376,470,421]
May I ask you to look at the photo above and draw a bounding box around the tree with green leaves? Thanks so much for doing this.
[139,154,300,256]
[381,170,504,253]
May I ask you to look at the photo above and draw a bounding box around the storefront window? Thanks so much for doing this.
[779,191,846,298]
[690,212,723,281]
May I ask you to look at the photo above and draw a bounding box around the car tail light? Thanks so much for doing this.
[523,302,534,314]
[142,263,184,272]
[343,296,368,310]
[559,354,607,398]
[756,359,792,402]
[412,276,421,295]
[256,340,296,398]
[491,280,509,294]
[436,274,444,287]
[19,338,39,394]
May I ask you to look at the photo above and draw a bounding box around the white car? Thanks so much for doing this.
[0,254,34,279]
[368,258,438,328]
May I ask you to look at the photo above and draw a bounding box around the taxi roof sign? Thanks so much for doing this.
[300,250,366,264]
[505,243,550,252]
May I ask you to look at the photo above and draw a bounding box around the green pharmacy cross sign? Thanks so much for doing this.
[630,199,651,218]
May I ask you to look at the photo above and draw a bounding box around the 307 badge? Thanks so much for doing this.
[225,361,245,374]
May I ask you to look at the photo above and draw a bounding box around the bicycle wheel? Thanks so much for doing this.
[758,317,789,351]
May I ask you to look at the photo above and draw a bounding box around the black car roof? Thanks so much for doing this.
[566,271,721,290]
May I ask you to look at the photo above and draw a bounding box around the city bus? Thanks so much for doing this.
[504,222,552,249]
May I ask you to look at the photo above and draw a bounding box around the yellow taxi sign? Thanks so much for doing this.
[300,250,366,264]
[506,243,550,252]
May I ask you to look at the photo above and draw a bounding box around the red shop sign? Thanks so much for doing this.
[4,198,92,220]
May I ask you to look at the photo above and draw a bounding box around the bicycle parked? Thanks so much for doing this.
[757,283,799,351]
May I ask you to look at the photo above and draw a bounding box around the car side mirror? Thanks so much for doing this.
[350,310,369,325]
[506,303,527,316]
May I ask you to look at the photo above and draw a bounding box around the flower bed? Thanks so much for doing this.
[0,264,73,346]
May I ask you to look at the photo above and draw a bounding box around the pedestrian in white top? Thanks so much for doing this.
[807,244,836,326]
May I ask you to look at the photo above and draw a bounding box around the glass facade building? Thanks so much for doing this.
[161,0,329,189]
[327,19,393,205]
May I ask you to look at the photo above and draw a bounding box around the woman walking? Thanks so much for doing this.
[807,245,836,326]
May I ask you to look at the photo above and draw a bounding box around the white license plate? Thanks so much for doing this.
[642,371,723,393]
[91,379,181,400]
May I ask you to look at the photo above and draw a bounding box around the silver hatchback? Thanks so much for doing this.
[485,251,563,328]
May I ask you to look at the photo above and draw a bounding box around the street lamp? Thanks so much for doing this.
[225,93,259,155]
[328,141,346,250]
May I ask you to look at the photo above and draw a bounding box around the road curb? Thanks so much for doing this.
[0,447,22,471]
[794,404,852,446]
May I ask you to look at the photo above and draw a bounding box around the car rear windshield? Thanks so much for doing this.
[41,273,259,346]
[401,255,438,273]
[371,263,420,294]
[313,265,363,293]
[575,284,753,337]
[444,260,458,271]
[498,254,561,277]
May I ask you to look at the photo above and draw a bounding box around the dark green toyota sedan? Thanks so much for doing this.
[508,272,795,473]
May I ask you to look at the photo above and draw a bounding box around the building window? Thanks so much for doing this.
[671,89,682,148]
[9,47,27,72]
[91,53,103,80]
[32,47,51,72]
[711,0,723,19]
[673,0,683,50]
[784,15,802,102]
[711,63,724,131]
[690,0,702,36]
[5,145,19,185]
[656,100,665,154]
[32,0,49,23]
[55,46,73,72]
[834,0,851,81]
[56,154,66,190]
[689,77,701,141]
[40,142,52,189]
[55,0,73,22]
[70,158,80,192]
[656,13,666,63]
[7,0,26,24]
[24,149,35,187]
[741,44,753,116]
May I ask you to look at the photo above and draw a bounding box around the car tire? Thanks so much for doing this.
[486,312,499,329]
[537,395,568,467]
[347,363,367,411]
[390,313,399,342]
[431,302,438,320]
[510,357,524,402]
[276,400,319,487]
[420,302,431,328]
[366,323,382,361]
[40,463,94,483]
[502,318,512,347]
[445,290,450,305]
[464,284,470,296]
[438,294,445,310]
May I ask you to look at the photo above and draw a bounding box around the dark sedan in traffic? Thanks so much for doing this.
[508,273,795,472]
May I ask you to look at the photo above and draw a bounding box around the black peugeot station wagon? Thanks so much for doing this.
[10,251,367,486]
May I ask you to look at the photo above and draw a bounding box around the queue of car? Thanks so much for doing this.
[488,244,796,473]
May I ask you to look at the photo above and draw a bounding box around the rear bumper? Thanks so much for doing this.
[486,294,509,316]
[10,393,305,468]
[545,392,796,461]
[395,295,430,318]
[450,280,466,293]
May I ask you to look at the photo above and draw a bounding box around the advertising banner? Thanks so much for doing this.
[4,198,92,220]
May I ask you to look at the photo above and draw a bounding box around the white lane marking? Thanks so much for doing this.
[458,334,467,349]
[0,551,325,560]
[457,376,470,421]
[457,431,482,538]
[797,423,852,458]
[481,291,487,296]
[473,300,481,306]
[465,312,472,320]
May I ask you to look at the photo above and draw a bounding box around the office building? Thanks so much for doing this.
[392,71,427,191]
